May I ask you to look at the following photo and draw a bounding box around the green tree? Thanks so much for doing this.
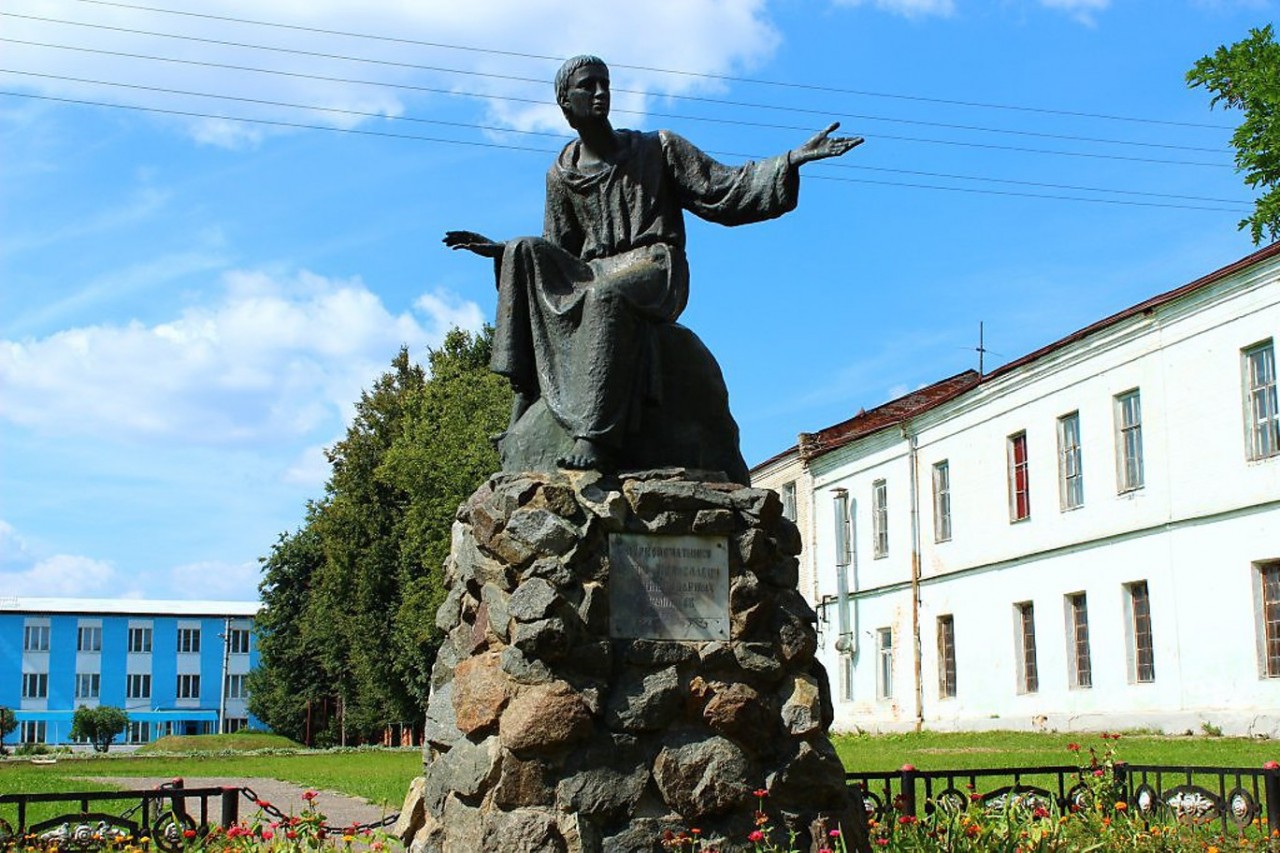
[0,705,16,755]
[251,329,509,743]
[247,520,337,745]
[1187,24,1280,244]
[71,705,129,753]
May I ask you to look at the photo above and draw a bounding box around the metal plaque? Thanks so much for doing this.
[608,533,729,640]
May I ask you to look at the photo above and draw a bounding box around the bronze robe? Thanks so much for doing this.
[491,129,800,449]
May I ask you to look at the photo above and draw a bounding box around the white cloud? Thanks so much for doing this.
[168,560,261,601]
[0,269,483,444]
[1,0,780,144]
[0,551,127,598]
[831,0,956,18]
[1038,0,1111,25]
[283,443,333,488]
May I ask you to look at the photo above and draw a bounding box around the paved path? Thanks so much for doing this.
[81,777,397,832]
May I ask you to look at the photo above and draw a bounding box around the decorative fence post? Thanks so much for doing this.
[1264,760,1280,832]
[220,787,240,829]
[1113,761,1129,802]
[899,764,919,818]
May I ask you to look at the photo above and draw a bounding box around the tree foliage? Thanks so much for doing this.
[71,705,129,753]
[1187,24,1280,245]
[250,328,510,744]
[0,705,16,755]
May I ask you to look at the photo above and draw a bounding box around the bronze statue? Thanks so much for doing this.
[446,55,862,479]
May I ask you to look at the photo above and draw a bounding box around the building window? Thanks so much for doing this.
[128,721,151,744]
[225,674,248,700]
[840,655,854,703]
[1258,561,1280,678]
[872,480,888,558]
[1115,390,1144,491]
[224,717,249,734]
[23,623,50,652]
[75,673,101,700]
[228,628,251,656]
[177,674,201,699]
[1008,432,1030,521]
[177,627,201,654]
[20,720,46,744]
[1244,341,1279,460]
[1057,412,1084,510]
[876,628,894,699]
[932,461,952,542]
[937,615,957,699]
[833,488,851,567]
[1015,602,1038,694]
[1126,581,1156,683]
[127,673,152,700]
[22,672,49,699]
[1066,593,1092,689]
[780,481,797,522]
[128,626,153,653]
[77,625,102,653]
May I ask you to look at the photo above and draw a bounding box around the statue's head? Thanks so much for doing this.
[555,54,609,127]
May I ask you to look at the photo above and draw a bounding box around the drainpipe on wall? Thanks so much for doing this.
[219,616,231,735]
[902,424,924,733]
[832,489,855,656]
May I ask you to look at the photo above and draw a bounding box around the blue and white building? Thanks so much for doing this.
[0,598,263,746]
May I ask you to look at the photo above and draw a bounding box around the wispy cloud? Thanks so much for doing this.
[0,269,483,445]
[1038,0,1111,25]
[2,0,781,144]
[830,0,956,19]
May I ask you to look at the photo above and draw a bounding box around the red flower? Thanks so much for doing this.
[1067,743,1081,752]
[182,829,197,839]
[876,838,889,847]
[1033,807,1049,819]
[748,829,766,842]
[898,815,917,825]
[262,830,274,840]
[302,790,319,802]
[1093,768,1105,777]
[753,788,769,798]
[970,793,983,802]
[286,830,298,840]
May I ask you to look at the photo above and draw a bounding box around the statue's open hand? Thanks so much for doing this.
[791,122,864,165]
[444,230,504,259]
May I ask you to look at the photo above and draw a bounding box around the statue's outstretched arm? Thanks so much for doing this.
[443,230,504,259]
[789,122,864,166]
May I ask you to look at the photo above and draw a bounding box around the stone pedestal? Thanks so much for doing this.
[397,469,869,853]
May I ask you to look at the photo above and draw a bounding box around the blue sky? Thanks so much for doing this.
[1,0,1274,601]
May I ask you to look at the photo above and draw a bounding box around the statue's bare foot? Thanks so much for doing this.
[558,438,611,471]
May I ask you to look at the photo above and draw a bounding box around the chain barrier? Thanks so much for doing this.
[237,785,400,835]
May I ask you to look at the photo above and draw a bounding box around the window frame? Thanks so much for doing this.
[1257,560,1280,679]
[872,479,888,558]
[936,615,957,699]
[1014,601,1039,694]
[75,672,101,700]
[128,626,153,654]
[780,481,797,522]
[1008,431,1031,522]
[1243,341,1279,461]
[1125,580,1156,683]
[228,629,251,656]
[1057,411,1084,511]
[177,627,202,654]
[224,673,248,700]
[23,623,50,652]
[876,627,894,700]
[177,673,201,700]
[127,672,152,700]
[932,461,952,543]
[1115,390,1145,492]
[19,720,46,744]
[77,624,103,653]
[22,672,49,699]
[1066,592,1093,689]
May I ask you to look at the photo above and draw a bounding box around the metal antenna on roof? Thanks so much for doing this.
[978,322,986,376]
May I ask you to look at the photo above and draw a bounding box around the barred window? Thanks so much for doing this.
[1067,593,1092,689]
[1127,581,1155,683]
[1015,602,1038,694]
[1008,432,1030,521]
[1259,562,1280,678]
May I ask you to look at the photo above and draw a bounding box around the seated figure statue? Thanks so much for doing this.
[446,55,861,482]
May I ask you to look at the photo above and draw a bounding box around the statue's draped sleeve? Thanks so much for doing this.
[658,130,800,228]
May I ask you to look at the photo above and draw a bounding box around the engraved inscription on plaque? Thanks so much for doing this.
[609,533,729,641]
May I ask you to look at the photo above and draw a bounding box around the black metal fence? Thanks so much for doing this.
[0,778,399,851]
[847,761,1280,835]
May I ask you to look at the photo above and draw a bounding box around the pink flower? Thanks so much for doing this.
[261,830,274,840]
[829,829,841,837]
[302,790,319,802]
[1093,768,1105,777]
[748,829,766,842]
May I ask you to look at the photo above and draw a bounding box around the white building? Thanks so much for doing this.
[752,242,1280,736]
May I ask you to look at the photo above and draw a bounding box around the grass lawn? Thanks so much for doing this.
[830,729,1277,772]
